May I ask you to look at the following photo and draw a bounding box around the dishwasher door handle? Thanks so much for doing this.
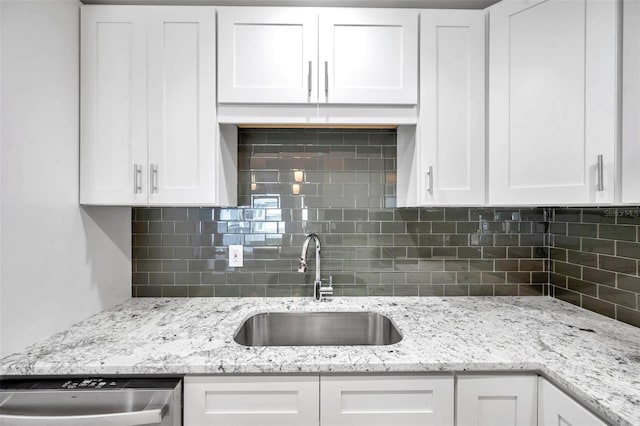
[0,405,167,426]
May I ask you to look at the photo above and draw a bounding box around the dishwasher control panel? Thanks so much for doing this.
[61,378,120,389]
[1,377,181,390]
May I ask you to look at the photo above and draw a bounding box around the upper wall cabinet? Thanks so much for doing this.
[397,10,485,207]
[217,7,418,106]
[81,6,234,206]
[622,0,640,203]
[488,0,618,205]
[80,7,147,205]
[217,8,318,104]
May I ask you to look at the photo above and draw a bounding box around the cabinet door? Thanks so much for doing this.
[538,378,607,426]
[622,0,640,203]
[318,9,418,105]
[80,6,148,205]
[217,8,318,104]
[183,375,319,426]
[147,7,217,205]
[488,0,618,205]
[419,10,485,205]
[320,374,454,426]
[457,375,537,426]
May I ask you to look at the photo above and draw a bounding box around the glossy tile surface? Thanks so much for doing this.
[133,129,548,298]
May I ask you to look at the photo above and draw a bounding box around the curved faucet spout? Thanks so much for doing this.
[298,233,330,300]
[298,233,316,273]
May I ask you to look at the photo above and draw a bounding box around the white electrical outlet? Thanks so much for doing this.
[228,245,243,267]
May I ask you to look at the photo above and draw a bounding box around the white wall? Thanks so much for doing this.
[0,0,131,357]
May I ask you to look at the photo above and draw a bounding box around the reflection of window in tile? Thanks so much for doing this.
[220,209,243,221]
[244,209,265,221]
[227,221,251,234]
[265,209,282,221]
[222,234,243,246]
[252,222,278,234]
[252,195,280,209]
[245,234,266,246]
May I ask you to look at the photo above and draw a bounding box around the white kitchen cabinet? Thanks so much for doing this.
[146,8,217,205]
[488,0,618,205]
[397,10,485,207]
[184,375,320,426]
[320,374,454,426]
[622,0,640,203]
[80,7,147,205]
[538,377,607,426]
[81,6,232,206]
[457,375,537,426]
[217,8,318,104]
[217,7,418,106]
[184,374,608,426]
[318,9,418,105]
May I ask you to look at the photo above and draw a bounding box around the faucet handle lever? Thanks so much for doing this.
[316,281,333,301]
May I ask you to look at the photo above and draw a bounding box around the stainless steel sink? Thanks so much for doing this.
[233,311,402,346]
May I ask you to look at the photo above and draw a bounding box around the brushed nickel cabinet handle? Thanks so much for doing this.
[308,61,312,97]
[150,164,158,194]
[324,61,328,97]
[597,154,604,192]
[426,165,433,196]
[133,164,142,194]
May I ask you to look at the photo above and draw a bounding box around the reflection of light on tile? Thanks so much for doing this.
[294,170,304,182]
[292,184,300,195]
[251,183,257,191]
[302,208,308,221]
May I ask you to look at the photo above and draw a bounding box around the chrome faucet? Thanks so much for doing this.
[298,233,333,301]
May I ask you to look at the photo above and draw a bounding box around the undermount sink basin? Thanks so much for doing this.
[233,311,402,346]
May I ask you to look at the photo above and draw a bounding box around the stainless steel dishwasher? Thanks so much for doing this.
[0,377,182,425]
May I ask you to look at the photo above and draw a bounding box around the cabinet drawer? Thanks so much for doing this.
[320,374,454,426]
[184,375,319,426]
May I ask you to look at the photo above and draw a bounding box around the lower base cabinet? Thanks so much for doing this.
[456,375,608,426]
[538,377,607,426]
[184,374,453,426]
[457,375,538,426]
[184,374,607,426]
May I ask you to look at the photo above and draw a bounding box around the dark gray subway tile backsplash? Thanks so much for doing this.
[548,207,640,327]
[131,128,640,328]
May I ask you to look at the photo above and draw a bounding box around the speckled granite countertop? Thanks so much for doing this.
[1,297,639,425]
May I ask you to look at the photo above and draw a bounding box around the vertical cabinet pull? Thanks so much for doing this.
[150,164,159,194]
[308,61,312,97]
[597,154,604,192]
[324,61,329,97]
[426,166,434,196]
[133,164,142,194]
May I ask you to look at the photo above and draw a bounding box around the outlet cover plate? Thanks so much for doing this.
[229,245,243,267]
